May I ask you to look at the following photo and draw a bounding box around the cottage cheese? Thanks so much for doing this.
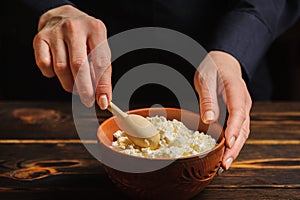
[111,116,217,158]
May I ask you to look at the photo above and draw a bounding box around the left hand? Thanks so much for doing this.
[194,50,252,170]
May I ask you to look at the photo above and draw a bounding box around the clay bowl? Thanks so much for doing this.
[97,107,225,200]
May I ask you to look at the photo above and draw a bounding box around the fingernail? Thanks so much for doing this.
[99,94,108,110]
[204,110,215,122]
[217,167,224,175]
[229,136,236,148]
[225,157,233,170]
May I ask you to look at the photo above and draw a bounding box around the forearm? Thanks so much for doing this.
[208,0,300,80]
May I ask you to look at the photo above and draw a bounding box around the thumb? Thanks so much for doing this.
[88,33,112,110]
[194,60,219,124]
[95,65,112,110]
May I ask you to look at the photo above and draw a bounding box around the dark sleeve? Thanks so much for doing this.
[21,0,75,17]
[208,0,300,79]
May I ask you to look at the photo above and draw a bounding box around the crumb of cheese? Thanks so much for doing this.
[111,116,216,158]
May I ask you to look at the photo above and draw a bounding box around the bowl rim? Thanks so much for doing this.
[98,107,225,161]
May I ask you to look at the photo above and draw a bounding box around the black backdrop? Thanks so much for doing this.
[1,1,300,105]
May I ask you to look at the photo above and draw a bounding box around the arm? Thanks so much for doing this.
[195,0,300,170]
[209,0,300,78]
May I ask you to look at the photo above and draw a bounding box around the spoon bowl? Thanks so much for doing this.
[107,102,160,149]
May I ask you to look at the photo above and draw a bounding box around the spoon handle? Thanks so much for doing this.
[107,102,128,119]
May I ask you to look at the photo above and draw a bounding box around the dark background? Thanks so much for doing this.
[1,1,300,105]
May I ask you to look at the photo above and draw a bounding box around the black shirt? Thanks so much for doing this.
[17,0,300,101]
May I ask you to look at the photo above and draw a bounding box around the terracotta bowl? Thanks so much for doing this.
[97,107,225,200]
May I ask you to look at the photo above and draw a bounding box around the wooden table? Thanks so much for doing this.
[0,101,299,199]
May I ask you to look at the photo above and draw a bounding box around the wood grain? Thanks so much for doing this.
[0,101,299,199]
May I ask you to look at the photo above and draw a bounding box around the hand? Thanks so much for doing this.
[33,5,112,109]
[194,51,252,170]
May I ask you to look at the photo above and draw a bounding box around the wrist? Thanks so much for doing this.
[208,50,242,76]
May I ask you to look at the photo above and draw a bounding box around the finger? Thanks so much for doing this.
[194,56,219,124]
[222,114,250,170]
[223,80,248,149]
[87,25,112,110]
[33,34,54,77]
[222,90,251,170]
[50,39,74,93]
[67,36,94,107]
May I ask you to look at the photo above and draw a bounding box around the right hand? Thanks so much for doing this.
[194,51,252,170]
[33,5,112,109]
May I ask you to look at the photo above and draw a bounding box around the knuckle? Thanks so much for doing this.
[96,83,111,94]
[232,108,246,121]
[96,83,111,91]
[96,84,111,98]
[97,56,111,68]
[200,96,214,108]
[241,125,250,140]
[71,58,85,71]
[78,87,95,107]
[242,131,250,141]
[95,68,112,84]
[91,19,106,33]
[54,62,68,73]
[36,58,50,69]
[33,33,43,45]
[195,72,206,84]
[80,89,94,99]
[93,57,112,82]
[62,18,78,33]
[194,72,215,94]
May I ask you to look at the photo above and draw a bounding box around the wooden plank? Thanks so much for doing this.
[212,169,300,186]
[251,102,300,113]
[236,143,300,160]
[1,101,300,140]
[0,188,130,200]
[0,101,111,140]
[0,143,299,187]
[0,144,101,179]
[250,102,300,140]
[0,188,299,200]
[1,188,299,200]
[249,124,300,140]
[194,188,300,200]
[0,101,300,199]
[0,101,77,139]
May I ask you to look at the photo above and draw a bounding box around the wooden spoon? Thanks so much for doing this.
[107,102,160,149]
